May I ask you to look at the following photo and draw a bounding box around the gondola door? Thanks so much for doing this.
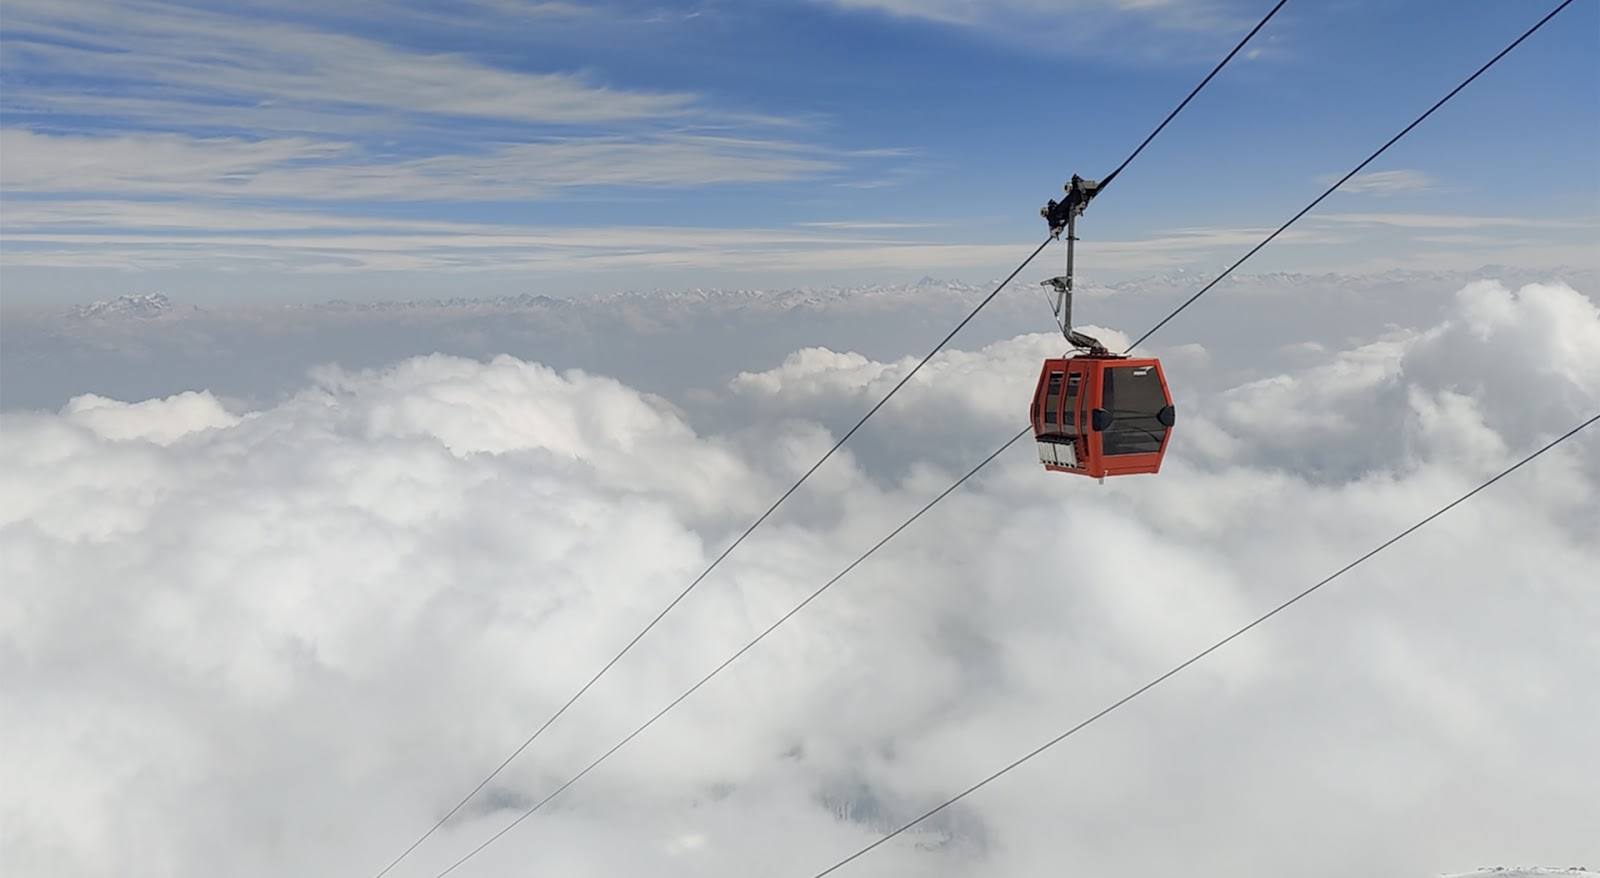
[1034,358,1091,474]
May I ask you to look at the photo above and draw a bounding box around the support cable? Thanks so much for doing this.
[402,5,1576,872]
[1126,0,1576,353]
[804,412,1597,878]
[1098,0,1291,193]
[366,2,1292,873]
[426,431,1034,878]
[369,237,1048,878]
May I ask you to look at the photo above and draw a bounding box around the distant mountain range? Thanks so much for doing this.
[68,292,185,320]
[1443,869,1596,878]
[59,264,1595,322]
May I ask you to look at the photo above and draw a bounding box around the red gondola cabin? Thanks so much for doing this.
[1031,354,1174,479]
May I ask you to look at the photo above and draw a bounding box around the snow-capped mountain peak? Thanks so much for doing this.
[69,293,177,320]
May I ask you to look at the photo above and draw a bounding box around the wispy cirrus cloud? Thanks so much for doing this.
[796,220,949,230]
[808,0,1263,60]
[817,0,1239,32]
[2,0,1585,300]
[0,0,873,205]
[0,196,1339,277]
[1317,212,1594,231]
[1331,169,1438,196]
[0,0,898,267]
[2,186,1586,287]
[0,130,842,200]
[0,0,699,132]
[1296,213,1600,276]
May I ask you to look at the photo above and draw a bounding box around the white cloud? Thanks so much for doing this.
[0,192,1342,278]
[2,279,1597,878]
[818,0,1237,35]
[1282,214,1600,277]
[1317,212,1592,231]
[797,220,950,230]
[6,205,1584,294]
[1332,169,1438,195]
[1210,281,1600,480]
[59,392,242,446]
[0,0,873,234]
[0,227,1013,276]
[0,129,840,200]
[808,0,1259,62]
[0,130,354,195]
[1,0,698,129]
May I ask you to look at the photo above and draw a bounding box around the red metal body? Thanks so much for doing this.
[1029,354,1174,479]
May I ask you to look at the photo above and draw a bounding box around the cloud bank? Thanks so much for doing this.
[3,279,1597,878]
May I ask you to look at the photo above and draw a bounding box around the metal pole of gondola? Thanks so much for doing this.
[1060,209,1076,338]
[1041,175,1101,350]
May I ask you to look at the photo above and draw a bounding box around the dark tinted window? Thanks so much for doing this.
[1043,371,1063,425]
[1063,372,1081,428]
[1102,365,1168,455]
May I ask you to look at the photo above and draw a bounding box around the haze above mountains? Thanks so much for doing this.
[5,265,1592,417]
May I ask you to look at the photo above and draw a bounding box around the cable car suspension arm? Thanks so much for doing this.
[1040,175,1109,356]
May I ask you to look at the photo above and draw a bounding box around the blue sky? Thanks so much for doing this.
[1,0,1594,305]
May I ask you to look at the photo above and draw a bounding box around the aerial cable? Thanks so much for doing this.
[423,432,1033,878]
[364,4,1285,875]
[805,5,1585,873]
[1040,0,1291,344]
[388,3,1573,872]
[1125,0,1576,353]
[804,412,1597,878]
[1097,0,1291,193]
[368,237,1048,878]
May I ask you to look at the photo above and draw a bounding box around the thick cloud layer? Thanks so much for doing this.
[3,280,1596,878]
